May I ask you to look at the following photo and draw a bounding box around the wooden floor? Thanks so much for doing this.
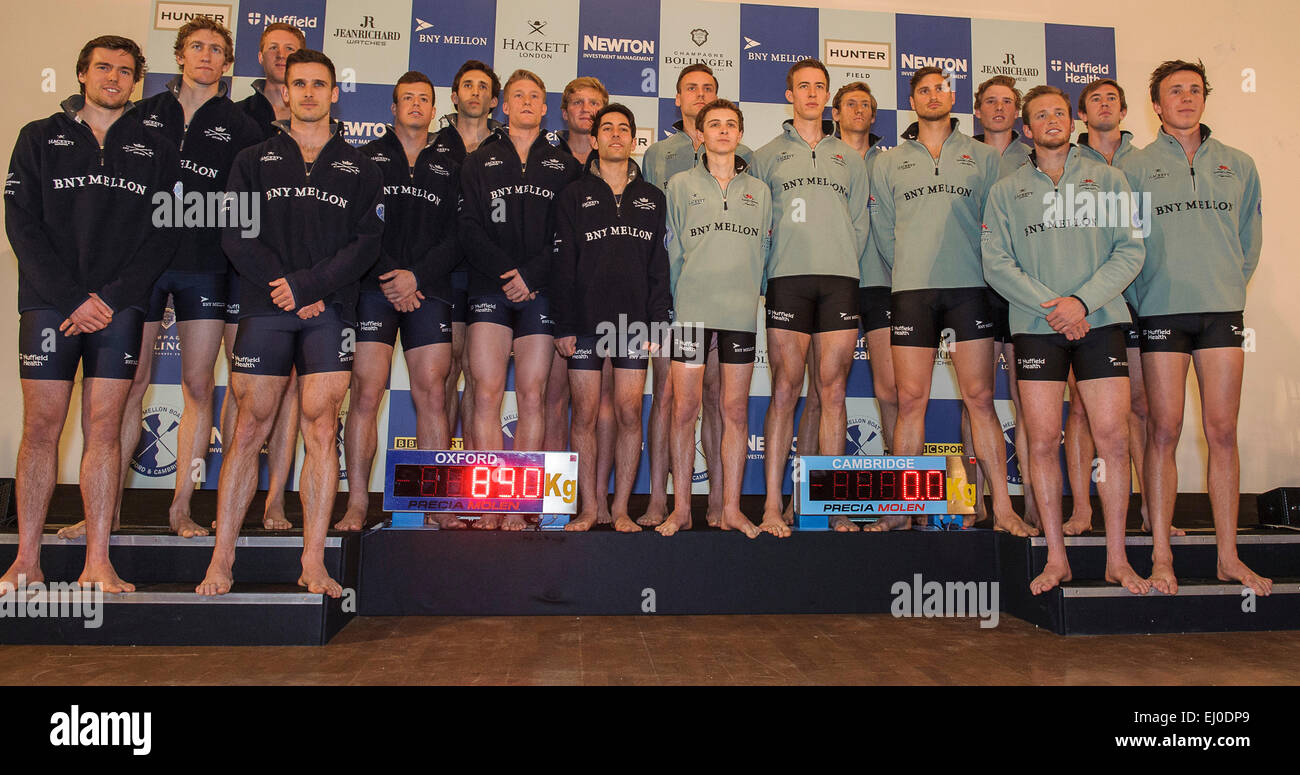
[2,614,1297,685]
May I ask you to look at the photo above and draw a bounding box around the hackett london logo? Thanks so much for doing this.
[502,19,571,56]
[333,15,402,45]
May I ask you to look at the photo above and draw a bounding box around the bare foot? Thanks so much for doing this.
[262,504,292,531]
[1218,557,1273,596]
[656,509,692,536]
[425,513,468,529]
[298,563,343,598]
[721,508,760,538]
[829,514,861,533]
[196,555,233,596]
[501,514,528,531]
[1142,518,1185,537]
[758,508,791,538]
[79,563,135,594]
[1024,509,1042,530]
[1062,515,1093,536]
[333,504,367,531]
[1106,560,1152,595]
[596,505,613,525]
[962,512,977,529]
[612,514,642,533]
[636,500,668,527]
[565,511,599,532]
[994,512,1039,537]
[474,514,502,530]
[781,498,795,526]
[57,513,119,541]
[1030,560,1071,595]
[864,514,912,532]
[1148,560,1178,595]
[706,506,724,528]
[1,562,43,590]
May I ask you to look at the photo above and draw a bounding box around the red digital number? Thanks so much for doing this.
[856,471,873,500]
[902,470,920,500]
[494,466,516,498]
[523,467,542,498]
[471,466,491,498]
[833,471,848,500]
[926,470,944,500]
[879,471,895,499]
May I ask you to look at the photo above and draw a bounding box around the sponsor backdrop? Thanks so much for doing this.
[128,0,1114,496]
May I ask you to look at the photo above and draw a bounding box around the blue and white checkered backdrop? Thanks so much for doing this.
[136,0,1116,496]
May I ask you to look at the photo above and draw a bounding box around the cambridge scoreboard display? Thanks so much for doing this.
[134,0,1116,496]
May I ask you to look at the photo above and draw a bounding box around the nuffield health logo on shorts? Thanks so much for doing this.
[892,574,999,628]
[50,706,151,756]
[132,405,183,477]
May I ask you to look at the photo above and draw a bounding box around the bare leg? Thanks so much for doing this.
[784,354,819,524]
[468,322,513,530]
[961,404,985,526]
[659,361,703,536]
[610,366,648,532]
[406,342,456,529]
[1003,342,1038,528]
[1019,379,1070,594]
[951,339,1036,536]
[814,328,860,533]
[296,371,350,597]
[2,379,74,588]
[594,360,616,524]
[637,353,673,526]
[565,366,602,532]
[1142,351,1188,595]
[76,378,137,592]
[713,361,758,537]
[504,333,554,531]
[866,327,898,454]
[261,368,299,530]
[760,328,809,537]
[700,353,724,526]
[340,341,392,531]
[1074,376,1148,594]
[543,349,571,451]
[169,318,224,537]
[198,373,287,595]
[868,343,936,531]
[446,320,466,443]
[1193,347,1271,596]
[1063,370,1096,535]
[1127,347,1158,531]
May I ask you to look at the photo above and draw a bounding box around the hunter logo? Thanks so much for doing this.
[691,28,708,47]
[204,126,231,142]
[331,161,361,175]
[122,143,154,158]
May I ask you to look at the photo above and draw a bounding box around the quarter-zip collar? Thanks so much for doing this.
[1027,144,1083,186]
[166,74,229,100]
[973,129,1025,156]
